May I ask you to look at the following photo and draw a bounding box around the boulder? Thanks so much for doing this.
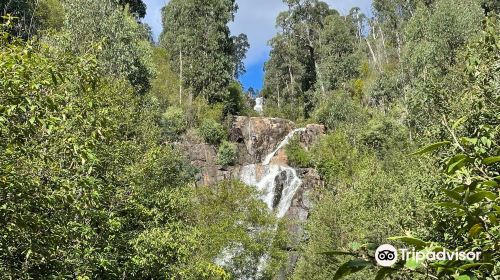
[300,124,326,148]
[230,116,296,164]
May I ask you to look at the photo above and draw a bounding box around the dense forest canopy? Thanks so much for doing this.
[0,0,498,279]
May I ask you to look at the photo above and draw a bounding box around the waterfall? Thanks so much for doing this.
[240,128,306,218]
[263,128,306,166]
[216,128,306,277]
[254,97,264,114]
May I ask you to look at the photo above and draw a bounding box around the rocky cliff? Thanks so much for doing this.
[179,116,324,188]
[178,116,325,276]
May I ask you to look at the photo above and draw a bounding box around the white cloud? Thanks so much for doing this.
[144,0,372,64]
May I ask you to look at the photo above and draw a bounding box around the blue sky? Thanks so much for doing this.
[143,0,372,91]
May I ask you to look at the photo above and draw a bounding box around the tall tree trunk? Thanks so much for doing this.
[366,38,380,71]
[315,60,325,94]
[396,32,402,61]
[379,24,388,65]
[306,28,325,95]
[179,48,183,105]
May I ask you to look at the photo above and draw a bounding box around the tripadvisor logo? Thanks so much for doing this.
[375,244,481,267]
[375,244,398,267]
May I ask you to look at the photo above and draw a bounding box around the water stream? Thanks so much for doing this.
[216,127,306,278]
[241,128,306,218]
[254,97,264,114]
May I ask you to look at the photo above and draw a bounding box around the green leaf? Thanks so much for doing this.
[482,156,500,165]
[452,117,467,130]
[456,275,471,280]
[436,202,467,212]
[466,191,497,204]
[405,257,422,270]
[411,141,451,156]
[468,224,483,237]
[388,236,427,249]
[447,155,469,174]
[333,259,372,280]
[461,137,478,145]
[458,263,493,270]
[443,189,462,201]
[482,180,498,188]
[375,267,396,280]
[488,213,498,225]
[321,251,358,257]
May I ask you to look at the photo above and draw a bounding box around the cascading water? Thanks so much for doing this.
[254,97,264,114]
[216,128,306,278]
[240,128,306,218]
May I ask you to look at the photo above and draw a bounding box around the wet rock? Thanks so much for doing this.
[232,116,296,164]
[178,116,326,277]
[273,170,288,209]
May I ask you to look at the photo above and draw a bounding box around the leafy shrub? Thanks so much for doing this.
[361,116,408,158]
[198,119,227,145]
[0,24,205,279]
[189,96,225,127]
[194,180,276,279]
[285,137,312,168]
[216,140,237,166]
[313,91,366,131]
[160,107,187,141]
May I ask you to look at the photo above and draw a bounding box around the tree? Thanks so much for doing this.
[1,0,64,38]
[231,33,250,79]
[318,13,360,92]
[119,0,147,18]
[372,0,418,61]
[402,0,484,134]
[161,0,243,104]
[59,0,154,95]
[263,0,362,120]
[264,0,335,117]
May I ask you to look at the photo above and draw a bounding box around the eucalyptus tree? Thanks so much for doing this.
[317,13,360,92]
[372,0,418,61]
[161,0,248,105]
[57,0,154,95]
[119,0,147,18]
[263,0,336,119]
[402,0,484,134]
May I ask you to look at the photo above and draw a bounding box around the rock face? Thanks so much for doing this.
[179,116,325,276]
[229,116,296,164]
[300,124,326,147]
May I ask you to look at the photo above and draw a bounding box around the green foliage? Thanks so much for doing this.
[57,0,154,95]
[328,16,499,280]
[285,137,313,168]
[160,107,187,141]
[402,0,484,134]
[193,181,276,279]
[0,23,208,279]
[149,47,181,109]
[161,0,245,104]
[35,0,65,31]
[224,81,249,116]
[292,127,433,279]
[118,0,147,18]
[198,119,227,145]
[319,13,361,91]
[361,115,408,158]
[313,91,366,131]
[216,141,237,166]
